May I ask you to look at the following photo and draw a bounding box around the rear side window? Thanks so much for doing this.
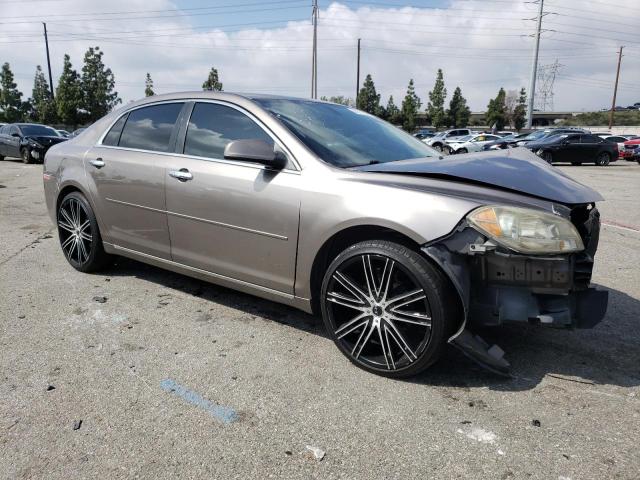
[102,113,128,146]
[183,102,273,159]
[581,135,601,143]
[119,103,184,152]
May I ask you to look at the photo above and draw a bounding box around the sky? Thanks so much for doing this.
[0,0,638,112]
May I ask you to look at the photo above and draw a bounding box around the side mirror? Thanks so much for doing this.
[224,139,287,170]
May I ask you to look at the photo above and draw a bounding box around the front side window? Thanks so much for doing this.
[183,103,273,160]
[253,98,438,168]
[119,103,183,152]
[19,125,58,136]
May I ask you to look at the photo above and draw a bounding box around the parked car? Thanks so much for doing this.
[603,135,638,158]
[424,128,473,151]
[413,132,435,140]
[70,127,86,137]
[483,132,530,151]
[516,128,589,146]
[621,138,640,161]
[0,123,67,163]
[445,134,502,154]
[56,129,71,138]
[43,92,608,377]
[524,133,618,166]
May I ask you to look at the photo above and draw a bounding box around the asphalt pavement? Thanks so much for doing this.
[1,159,639,479]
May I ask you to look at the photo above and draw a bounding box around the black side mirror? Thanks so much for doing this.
[224,139,287,170]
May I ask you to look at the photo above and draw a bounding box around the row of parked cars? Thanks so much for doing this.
[0,122,86,163]
[414,127,640,166]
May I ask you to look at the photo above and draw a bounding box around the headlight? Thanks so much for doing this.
[467,205,584,254]
[29,141,42,148]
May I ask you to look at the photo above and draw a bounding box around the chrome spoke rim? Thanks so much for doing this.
[58,198,92,266]
[325,253,432,371]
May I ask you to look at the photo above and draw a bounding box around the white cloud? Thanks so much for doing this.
[0,0,638,111]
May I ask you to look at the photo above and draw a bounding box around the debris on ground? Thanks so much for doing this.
[305,445,326,461]
[72,420,83,430]
[46,385,55,391]
[532,419,541,427]
[92,296,107,303]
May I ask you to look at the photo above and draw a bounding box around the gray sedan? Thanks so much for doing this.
[43,92,607,378]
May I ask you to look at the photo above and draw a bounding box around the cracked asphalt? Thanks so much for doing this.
[1,158,639,479]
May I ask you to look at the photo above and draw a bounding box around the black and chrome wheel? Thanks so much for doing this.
[458,147,468,154]
[21,147,33,164]
[57,191,111,272]
[595,152,610,166]
[321,240,457,378]
[433,144,443,152]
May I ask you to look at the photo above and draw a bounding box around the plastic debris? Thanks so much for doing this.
[305,445,326,461]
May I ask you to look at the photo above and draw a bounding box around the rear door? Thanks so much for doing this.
[557,134,581,162]
[85,102,185,259]
[164,101,301,294]
[579,134,603,162]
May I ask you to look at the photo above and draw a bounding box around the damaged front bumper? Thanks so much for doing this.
[423,204,608,374]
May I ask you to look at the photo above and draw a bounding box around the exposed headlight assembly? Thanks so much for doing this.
[467,205,584,254]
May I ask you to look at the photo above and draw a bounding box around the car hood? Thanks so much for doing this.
[353,147,603,204]
[24,135,67,145]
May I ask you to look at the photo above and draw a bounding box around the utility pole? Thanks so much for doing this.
[609,46,624,129]
[526,0,544,129]
[356,38,361,105]
[311,0,318,99]
[42,22,55,100]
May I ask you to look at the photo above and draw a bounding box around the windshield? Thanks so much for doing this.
[20,125,58,137]
[523,130,547,141]
[254,99,438,167]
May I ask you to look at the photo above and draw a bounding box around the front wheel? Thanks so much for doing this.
[21,148,33,164]
[433,144,443,152]
[541,150,553,164]
[57,191,112,272]
[320,240,457,378]
[457,147,468,154]
[595,152,610,166]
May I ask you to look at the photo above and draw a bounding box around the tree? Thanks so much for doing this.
[512,88,527,131]
[145,73,155,97]
[56,54,83,125]
[0,62,25,122]
[385,95,401,124]
[320,95,354,106]
[202,67,223,91]
[486,87,507,131]
[356,74,381,116]
[81,46,120,122]
[446,86,470,128]
[30,65,57,123]
[401,79,421,132]
[427,68,447,128]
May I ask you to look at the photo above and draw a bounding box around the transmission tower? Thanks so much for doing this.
[535,60,562,111]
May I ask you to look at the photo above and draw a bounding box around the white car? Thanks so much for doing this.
[603,135,638,159]
[445,134,502,154]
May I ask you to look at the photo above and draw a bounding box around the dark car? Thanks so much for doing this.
[525,133,618,166]
[0,123,67,163]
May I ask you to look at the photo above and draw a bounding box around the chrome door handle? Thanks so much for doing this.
[169,169,193,181]
[89,158,105,168]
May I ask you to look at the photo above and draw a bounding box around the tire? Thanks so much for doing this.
[320,240,458,378]
[21,147,33,164]
[57,191,112,272]
[433,143,443,152]
[458,148,468,154]
[0,154,4,161]
[595,152,610,166]
[541,151,553,164]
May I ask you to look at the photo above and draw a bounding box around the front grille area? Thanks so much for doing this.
[570,205,600,289]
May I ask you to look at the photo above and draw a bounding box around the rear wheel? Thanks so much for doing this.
[458,147,468,154]
[595,152,610,166]
[320,240,457,378]
[57,191,112,272]
[21,147,33,164]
